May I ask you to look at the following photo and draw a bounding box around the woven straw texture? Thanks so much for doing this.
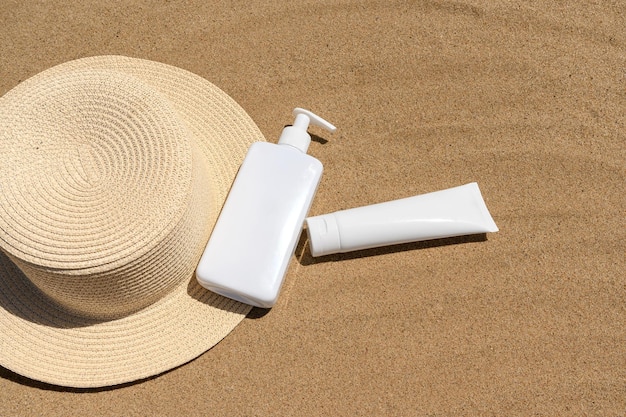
[0,56,265,387]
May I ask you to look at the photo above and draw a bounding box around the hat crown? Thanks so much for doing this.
[0,69,213,319]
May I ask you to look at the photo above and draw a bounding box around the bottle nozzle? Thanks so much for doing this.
[292,108,337,132]
[278,108,336,153]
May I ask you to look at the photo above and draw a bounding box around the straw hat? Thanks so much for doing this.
[0,56,264,388]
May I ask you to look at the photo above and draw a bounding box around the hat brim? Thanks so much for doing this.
[0,56,264,388]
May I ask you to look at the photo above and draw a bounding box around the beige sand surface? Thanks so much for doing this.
[0,1,624,415]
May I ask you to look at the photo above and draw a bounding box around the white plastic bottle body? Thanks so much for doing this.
[305,183,498,257]
[196,141,323,308]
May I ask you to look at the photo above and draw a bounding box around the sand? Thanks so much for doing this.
[0,1,624,415]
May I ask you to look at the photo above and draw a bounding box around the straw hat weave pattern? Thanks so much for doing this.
[0,56,264,387]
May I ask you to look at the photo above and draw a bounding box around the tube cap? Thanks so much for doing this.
[305,214,341,257]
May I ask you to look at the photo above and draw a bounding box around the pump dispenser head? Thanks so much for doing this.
[278,108,337,153]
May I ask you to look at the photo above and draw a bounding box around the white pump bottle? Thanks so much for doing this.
[196,108,336,308]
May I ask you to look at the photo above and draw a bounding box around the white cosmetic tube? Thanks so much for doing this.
[305,182,498,257]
